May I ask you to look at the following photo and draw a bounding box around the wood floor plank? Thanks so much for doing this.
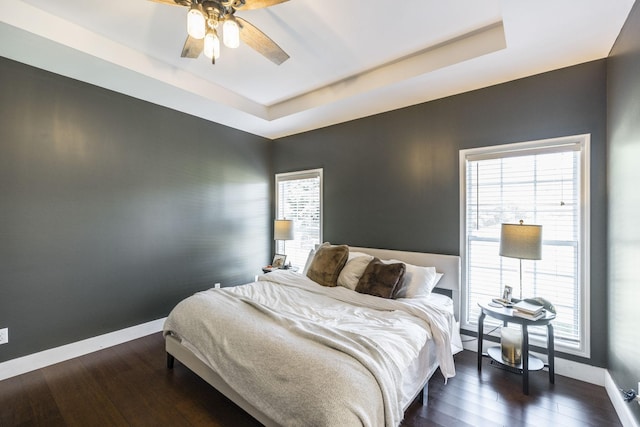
[42,359,130,426]
[0,374,40,426]
[406,396,506,427]
[23,370,66,426]
[80,344,192,427]
[0,333,623,426]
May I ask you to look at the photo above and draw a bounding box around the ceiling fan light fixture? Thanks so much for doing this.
[223,19,240,49]
[157,0,289,65]
[187,6,206,40]
[204,30,221,60]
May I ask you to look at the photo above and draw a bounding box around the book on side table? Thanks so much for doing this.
[513,300,545,320]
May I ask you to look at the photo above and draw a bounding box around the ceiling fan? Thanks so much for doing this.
[150,0,290,65]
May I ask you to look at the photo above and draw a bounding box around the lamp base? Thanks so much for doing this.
[487,347,544,372]
[501,326,522,365]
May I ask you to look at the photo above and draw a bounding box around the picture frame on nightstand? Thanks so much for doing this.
[502,285,513,302]
[272,254,286,269]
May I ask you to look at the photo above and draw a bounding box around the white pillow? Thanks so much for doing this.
[347,251,371,260]
[302,249,315,275]
[434,272,444,287]
[386,259,438,299]
[337,255,374,290]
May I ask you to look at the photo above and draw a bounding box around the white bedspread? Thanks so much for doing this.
[163,270,456,427]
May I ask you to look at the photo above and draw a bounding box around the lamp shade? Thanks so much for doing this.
[186,6,206,39]
[204,30,220,60]
[500,221,542,260]
[274,219,294,241]
[223,19,240,48]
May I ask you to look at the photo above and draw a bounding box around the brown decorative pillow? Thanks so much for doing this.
[306,244,349,287]
[355,258,406,299]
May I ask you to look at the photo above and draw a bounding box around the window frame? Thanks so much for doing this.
[274,168,323,268]
[459,134,591,358]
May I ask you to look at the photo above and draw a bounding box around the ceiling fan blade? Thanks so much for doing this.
[233,0,289,11]
[181,35,204,58]
[236,17,289,65]
[148,0,192,6]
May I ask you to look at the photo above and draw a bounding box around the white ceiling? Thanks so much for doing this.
[0,0,636,139]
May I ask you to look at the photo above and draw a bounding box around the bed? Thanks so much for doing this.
[164,246,462,427]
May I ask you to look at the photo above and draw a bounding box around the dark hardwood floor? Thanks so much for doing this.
[0,332,621,426]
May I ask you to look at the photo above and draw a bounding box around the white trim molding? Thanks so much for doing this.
[0,318,166,381]
[606,370,640,427]
[459,134,592,359]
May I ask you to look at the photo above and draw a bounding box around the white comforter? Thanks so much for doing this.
[163,270,456,427]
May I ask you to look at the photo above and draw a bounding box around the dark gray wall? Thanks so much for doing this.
[273,60,608,366]
[607,1,640,423]
[0,57,271,362]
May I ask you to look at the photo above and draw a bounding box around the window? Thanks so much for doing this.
[460,135,590,357]
[275,169,323,268]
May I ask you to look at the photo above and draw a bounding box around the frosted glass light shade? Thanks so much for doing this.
[204,31,220,59]
[223,19,240,48]
[274,219,294,241]
[500,222,542,260]
[187,7,206,39]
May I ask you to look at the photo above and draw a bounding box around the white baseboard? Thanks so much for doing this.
[605,370,640,427]
[0,318,166,381]
[463,338,605,385]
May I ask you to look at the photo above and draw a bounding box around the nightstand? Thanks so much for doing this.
[261,266,299,274]
[477,301,556,394]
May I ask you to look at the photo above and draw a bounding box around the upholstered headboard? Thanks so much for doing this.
[349,247,461,320]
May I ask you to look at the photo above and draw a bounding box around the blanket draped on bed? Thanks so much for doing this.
[163,270,455,427]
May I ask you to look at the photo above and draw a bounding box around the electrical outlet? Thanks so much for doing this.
[214,282,221,289]
[0,328,8,345]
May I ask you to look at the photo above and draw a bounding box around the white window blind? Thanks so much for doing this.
[461,136,590,355]
[275,169,322,268]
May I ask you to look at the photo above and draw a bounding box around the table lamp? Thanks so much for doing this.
[500,219,542,300]
[274,219,294,256]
